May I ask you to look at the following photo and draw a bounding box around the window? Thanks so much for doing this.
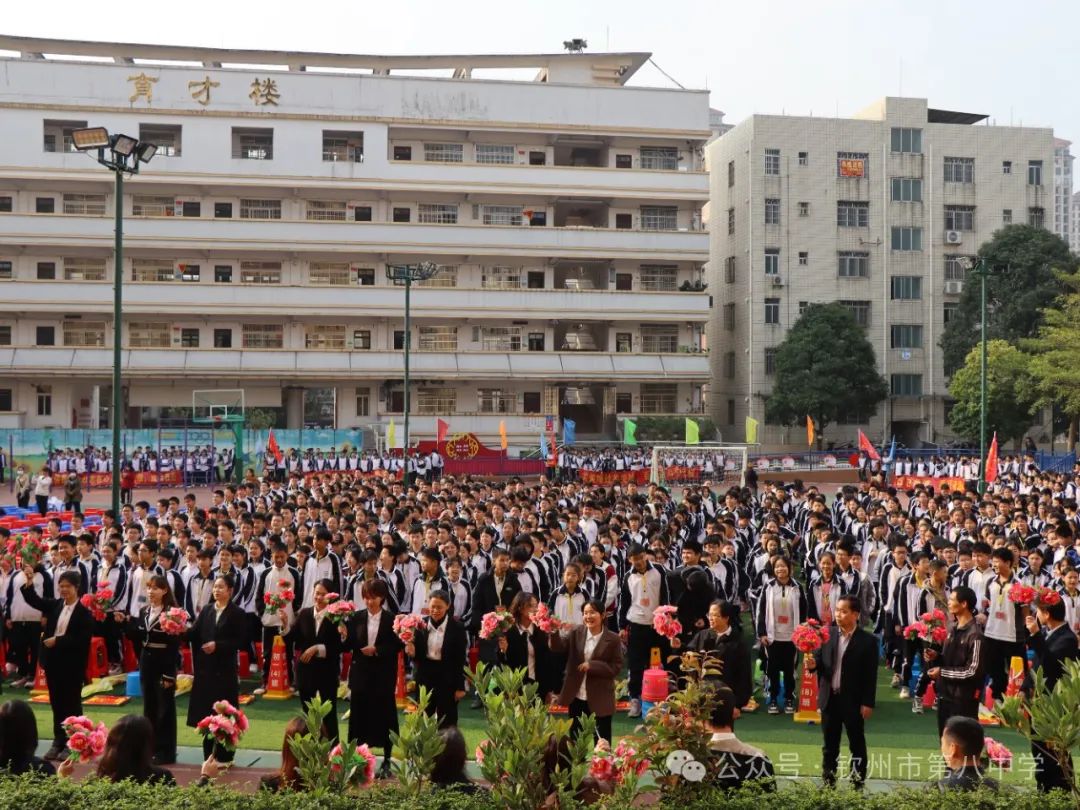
[727,207,735,234]
[640,383,677,414]
[615,213,632,229]
[638,265,678,291]
[891,177,922,202]
[128,321,169,348]
[943,303,958,325]
[764,199,780,225]
[239,199,281,220]
[416,388,456,414]
[392,207,411,223]
[179,264,200,282]
[837,152,869,178]
[233,128,273,160]
[180,200,200,217]
[0,386,10,410]
[306,200,347,221]
[641,206,678,230]
[475,144,515,165]
[764,148,780,176]
[798,201,809,217]
[1002,209,1012,225]
[36,326,55,346]
[943,157,975,184]
[798,151,808,166]
[393,331,405,350]
[891,226,923,251]
[726,398,736,425]
[132,195,176,217]
[640,146,678,170]
[944,205,975,231]
[527,271,544,288]
[613,153,632,169]
[723,302,735,331]
[839,299,871,327]
[836,408,873,425]
[139,124,181,157]
[36,197,54,214]
[478,389,514,413]
[353,205,372,222]
[764,348,777,375]
[352,329,371,350]
[355,389,371,417]
[837,201,869,227]
[0,261,11,280]
[481,266,523,289]
[891,373,923,397]
[214,202,233,219]
[415,265,457,287]
[242,324,284,349]
[63,320,106,347]
[179,328,199,348]
[724,256,736,284]
[798,251,808,266]
[724,351,736,379]
[528,151,546,166]
[393,145,412,161]
[528,332,545,351]
[132,259,176,282]
[1028,207,1045,228]
[0,196,11,212]
[890,127,922,154]
[480,205,521,226]
[305,324,346,350]
[355,267,375,286]
[727,160,735,187]
[615,332,632,353]
[944,256,973,281]
[321,131,363,162]
[641,324,679,353]
[63,193,106,216]
[763,248,780,276]
[614,392,631,414]
[36,385,51,416]
[1002,161,1012,175]
[1028,160,1043,186]
[417,326,457,351]
[798,301,809,316]
[890,276,923,300]
[42,119,87,153]
[423,143,463,163]
[36,262,56,280]
[890,324,923,349]
[764,298,780,325]
[418,203,458,224]
[213,328,232,348]
[214,265,233,283]
[240,261,282,284]
[523,391,542,413]
[309,262,352,286]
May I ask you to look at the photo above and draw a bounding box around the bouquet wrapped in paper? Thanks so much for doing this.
[478,607,514,640]
[652,605,682,640]
[196,700,249,752]
[791,619,830,654]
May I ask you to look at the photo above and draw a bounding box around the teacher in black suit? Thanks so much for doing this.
[406,590,467,729]
[186,573,246,763]
[20,565,93,760]
[805,594,877,789]
[284,578,343,744]
[1024,594,1080,793]
[671,600,753,711]
[343,578,403,778]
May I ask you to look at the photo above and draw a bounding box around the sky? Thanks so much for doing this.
[3,0,1074,189]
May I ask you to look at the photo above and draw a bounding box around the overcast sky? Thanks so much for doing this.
[4,0,1073,189]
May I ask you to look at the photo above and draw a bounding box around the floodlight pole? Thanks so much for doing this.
[111,168,123,514]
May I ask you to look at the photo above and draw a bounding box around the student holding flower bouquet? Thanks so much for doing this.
[497,591,555,701]
[979,548,1027,700]
[282,578,343,743]
[112,574,184,764]
[406,590,467,729]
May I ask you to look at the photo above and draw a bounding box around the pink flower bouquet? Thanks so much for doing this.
[263,584,295,614]
[328,742,377,786]
[196,700,249,752]
[533,602,567,634]
[159,607,190,635]
[61,715,107,764]
[984,737,1013,769]
[326,599,357,626]
[652,605,682,640]
[791,619,830,654]
[478,607,514,640]
[393,613,425,643]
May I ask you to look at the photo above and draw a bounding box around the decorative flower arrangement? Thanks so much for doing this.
[1008,583,1037,606]
[61,716,108,764]
[589,739,651,784]
[652,605,682,640]
[1036,588,1062,609]
[328,742,377,787]
[79,587,114,622]
[15,536,46,568]
[479,607,515,640]
[905,608,949,650]
[393,613,425,643]
[159,607,190,635]
[263,584,295,614]
[791,619,830,654]
[326,599,358,626]
[196,700,249,752]
[984,737,1013,769]
[532,603,567,634]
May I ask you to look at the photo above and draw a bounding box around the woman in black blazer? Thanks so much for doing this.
[497,591,554,701]
[405,590,467,729]
[113,574,181,764]
[343,578,403,778]
[284,578,343,743]
[671,599,753,710]
[186,573,246,762]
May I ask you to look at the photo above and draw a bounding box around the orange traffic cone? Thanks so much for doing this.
[793,659,821,724]
[262,634,293,700]
[395,651,407,709]
[30,662,48,697]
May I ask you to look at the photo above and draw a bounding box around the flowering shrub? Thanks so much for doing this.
[652,606,682,640]
[791,619,830,654]
[478,607,514,640]
[196,700,249,751]
[159,607,190,635]
[61,716,107,764]
[393,614,425,643]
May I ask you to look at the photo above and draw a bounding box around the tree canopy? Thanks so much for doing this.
[1024,269,1080,448]
[947,339,1037,444]
[764,302,887,438]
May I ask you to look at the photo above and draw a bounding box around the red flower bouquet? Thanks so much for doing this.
[61,715,107,764]
[791,619,830,654]
[1036,588,1062,609]
[652,605,682,640]
[984,737,1013,769]
[17,536,46,567]
[80,588,114,622]
[478,607,515,640]
[159,607,190,635]
[326,599,357,626]
[263,584,295,614]
[196,700,249,752]
[328,742,377,787]
[533,602,567,634]
[589,739,651,784]
[1008,583,1036,606]
[906,609,948,651]
[392,613,425,643]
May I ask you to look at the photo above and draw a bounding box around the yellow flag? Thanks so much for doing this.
[806,415,815,447]
[499,420,508,451]
[387,419,396,449]
[745,416,759,444]
[685,418,700,445]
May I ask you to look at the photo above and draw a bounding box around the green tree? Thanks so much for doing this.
[764,303,887,444]
[947,339,1036,443]
[1024,269,1080,449]
[940,225,1075,375]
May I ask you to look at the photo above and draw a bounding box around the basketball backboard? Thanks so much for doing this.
[192,388,246,425]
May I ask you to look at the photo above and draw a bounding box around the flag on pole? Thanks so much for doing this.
[857,429,880,461]
[885,436,897,464]
[498,420,508,451]
[685,418,700,445]
[267,428,283,464]
[562,418,576,446]
[745,417,759,444]
[436,418,450,446]
[387,420,396,449]
[985,432,999,485]
[623,418,638,446]
[539,430,548,460]
[548,431,558,466]
[806,416,815,448]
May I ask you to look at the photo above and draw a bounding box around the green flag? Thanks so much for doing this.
[685,418,699,445]
[745,416,759,444]
[623,418,637,446]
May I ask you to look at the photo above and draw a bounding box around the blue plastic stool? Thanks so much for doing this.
[125,672,142,698]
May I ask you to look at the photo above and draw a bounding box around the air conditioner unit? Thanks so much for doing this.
[770,275,784,287]
[945,230,963,245]
[944,280,965,295]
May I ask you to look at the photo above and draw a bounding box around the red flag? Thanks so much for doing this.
[267,428,283,464]
[436,418,450,446]
[984,433,999,484]
[857,430,880,462]
[547,431,558,468]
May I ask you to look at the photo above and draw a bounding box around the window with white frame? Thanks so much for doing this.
[764,348,777,375]
[640,324,679,353]
[63,320,106,347]
[798,201,809,216]
[764,298,780,325]
[43,119,87,153]
[837,201,869,227]
[418,203,459,224]
[475,144,515,164]
[890,226,923,251]
[417,326,458,351]
[838,251,869,278]
[724,256,736,284]
[352,329,371,350]
[1002,209,1013,225]
[415,265,457,287]
[139,124,181,157]
[239,261,282,284]
[764,148,780,176]
[480,205,522,226]
[321,130,363,162]
[481,266,523,289]
[179,264,200,282]
[1028,207,1045,228]
[1028,160,1043,186]
[128,321,170,348]
[132,195,177,217]
[36,385,51,416]
[416,388,456,414]
[309,262,352,286]
[423,143,464,163]
[62,193,106,216]
[640,383,677,414]
[838,299,871,328]
[233,128,273,160]
[478,388,515,413]
[63,258,106,281]
[891,178,922,202]
[763,249,780,276]
[944,205,975,231]
[305,324,347,350]
[640,146,678,170]
[477,325,522,351]
[638,264,678,291]
[890,128,922,154]
[239,199,281,220]
[641,206,678,230]
[305,200,347,221]
[355,388,371,416]
[764,199,780,225]
[242,324,284,349]
[131,260,177,283]
[943,157,975,184]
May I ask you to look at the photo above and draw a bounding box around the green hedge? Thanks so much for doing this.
[0,774,1073,810]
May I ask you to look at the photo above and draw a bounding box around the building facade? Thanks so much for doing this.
[707,97,1055,448]
[0,36,711,446]
[1054,138,1073,248]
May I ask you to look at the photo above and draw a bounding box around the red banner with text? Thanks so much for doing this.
[892,475,967,491]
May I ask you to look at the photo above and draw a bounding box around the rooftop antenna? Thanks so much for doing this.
[563,38,587,53]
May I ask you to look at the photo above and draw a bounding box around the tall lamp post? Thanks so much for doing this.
[71,128,157,514]
[957,255,992,493]
[386,261,440,487]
